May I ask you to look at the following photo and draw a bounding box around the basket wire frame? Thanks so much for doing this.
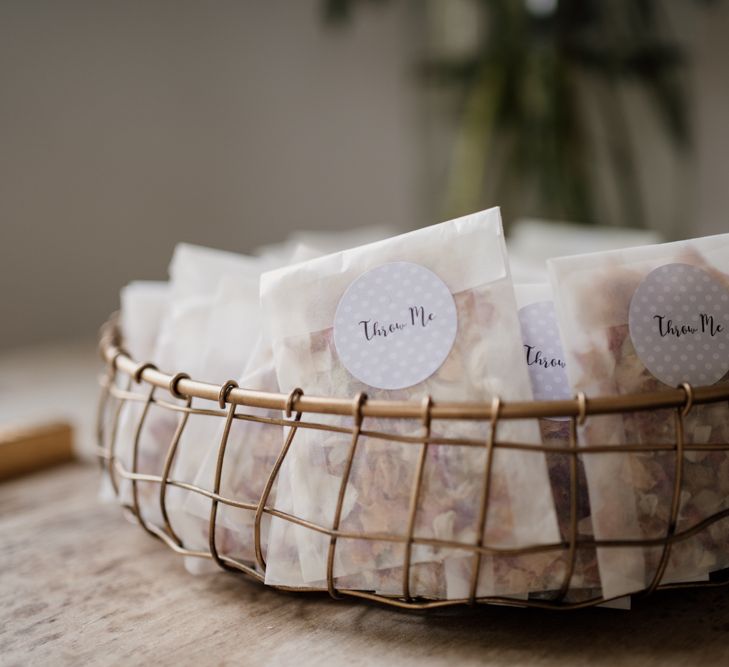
[96,318,729,610]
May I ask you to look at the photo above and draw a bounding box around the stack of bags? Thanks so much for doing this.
[107,208,729,604]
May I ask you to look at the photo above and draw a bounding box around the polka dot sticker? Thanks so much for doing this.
[333,262,457,390]
[518,301,571,417]
[629,263,729,387]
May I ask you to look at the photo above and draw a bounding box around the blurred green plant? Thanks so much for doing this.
[324,0,716,227]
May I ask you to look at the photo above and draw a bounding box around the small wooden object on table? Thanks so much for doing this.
[0,421,74,481]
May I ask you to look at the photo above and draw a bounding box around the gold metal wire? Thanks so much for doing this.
[158,393,193,546]
[468,396,500,605]
[644,384,692,595]
[554,407,580,602]
[401,395,433,600]
[209,401,239,571]
[95,319,729,611]
[326,392,367,599]
[253,387,304,572]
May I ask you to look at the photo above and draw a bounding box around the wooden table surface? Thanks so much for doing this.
[2,463,729,666]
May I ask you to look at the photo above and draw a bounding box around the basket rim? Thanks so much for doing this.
[99,317,729,422]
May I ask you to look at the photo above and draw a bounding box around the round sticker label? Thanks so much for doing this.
[629,263,729,387]
[518,300,571,416]
[333,261,458,390]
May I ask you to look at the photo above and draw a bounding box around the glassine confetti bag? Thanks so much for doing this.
[549,233,729,598]
[120,243,264,527]
[177,245,325,570]
[100,281,169,503]
[261,208,560,597]
[513,283,601,601]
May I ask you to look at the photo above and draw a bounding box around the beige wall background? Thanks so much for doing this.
[0,1,727,351]
[0,0,424,350]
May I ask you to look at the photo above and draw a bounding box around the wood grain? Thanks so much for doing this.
[2,463,729,666]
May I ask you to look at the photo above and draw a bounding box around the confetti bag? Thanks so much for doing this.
[100,281,169,503]
[261,208,560,596]
[549,233,729,598]
[120,281,170,361]
[179,231,406,573]
[513,283,601,601]
[177,245,325,571]
[120,243,264,527]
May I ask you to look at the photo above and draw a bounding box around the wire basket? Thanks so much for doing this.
[96,316,729,610]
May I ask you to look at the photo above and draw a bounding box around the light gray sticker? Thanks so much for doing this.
[629,263,729,387]
[518,300,571,412]
[333,261,458,390]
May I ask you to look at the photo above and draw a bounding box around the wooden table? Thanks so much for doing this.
[2,463,729,666]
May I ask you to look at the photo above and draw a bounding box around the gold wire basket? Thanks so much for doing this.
[96,316,729,611]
